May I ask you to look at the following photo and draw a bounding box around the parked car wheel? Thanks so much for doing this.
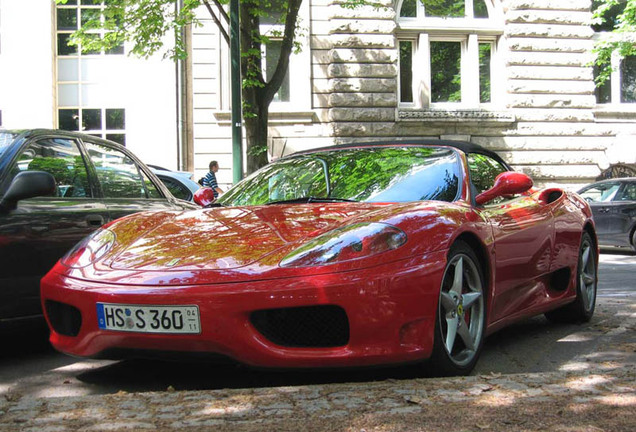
[545,232,597,323]
[430,241,486,376]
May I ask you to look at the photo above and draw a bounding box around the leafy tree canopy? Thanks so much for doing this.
[54,0,380,174]
[592,0,636,84]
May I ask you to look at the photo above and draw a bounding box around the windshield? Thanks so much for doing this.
[0,132,17,158]
[218,146,460,206]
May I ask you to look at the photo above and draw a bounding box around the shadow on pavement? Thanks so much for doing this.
[75,356,430,394]
[0,322,53,359]
[74,314,595,394]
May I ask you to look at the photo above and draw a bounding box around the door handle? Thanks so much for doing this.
[598,208,610,213]
[86,215,105,227]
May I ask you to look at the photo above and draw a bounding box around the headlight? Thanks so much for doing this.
[280,222,407,268]
[61,229,116,268]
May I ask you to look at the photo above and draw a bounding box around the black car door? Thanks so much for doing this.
[605,181,636,247]
[578,181,622,238]
[0,137,109,323]
[81,139,193,221]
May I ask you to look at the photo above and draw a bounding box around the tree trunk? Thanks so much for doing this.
[244,98,270,174]
[238,0,304,175]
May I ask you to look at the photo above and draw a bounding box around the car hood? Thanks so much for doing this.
[105,203,392,272]
[64,200,466,286]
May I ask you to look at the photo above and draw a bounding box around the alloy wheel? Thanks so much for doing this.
[439,253,485,367]
[579,238,597,313]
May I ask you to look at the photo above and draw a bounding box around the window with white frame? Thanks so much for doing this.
[397,0,503,109]
[592,0,636,104]
[259,0,310,109]
[56,0,126,145]
[263,40,291,102]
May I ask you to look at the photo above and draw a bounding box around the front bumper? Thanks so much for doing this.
[41,252,445,368]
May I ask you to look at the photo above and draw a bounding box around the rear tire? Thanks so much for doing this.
[545,232,597,323]
[429,241,486,376]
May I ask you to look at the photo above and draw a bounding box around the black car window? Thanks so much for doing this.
[140,169,163,199]
[160,176,191,200]
[579,183,621,203]
[84,141,154,199]
[467,153,508,194]
[9,138,90,198]
[619,182,636,201]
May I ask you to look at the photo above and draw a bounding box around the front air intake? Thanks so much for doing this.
[251,305,349,348]
[45,300,82,337]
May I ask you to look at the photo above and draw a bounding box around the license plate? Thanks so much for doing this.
[96,303,201,334]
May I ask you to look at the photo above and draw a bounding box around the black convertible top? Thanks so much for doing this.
[292,139,511,170]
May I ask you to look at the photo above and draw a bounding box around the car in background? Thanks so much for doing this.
[0,129,198,329]
[578,177,636,251]
[42,140,598,376]
[149,166,201,202]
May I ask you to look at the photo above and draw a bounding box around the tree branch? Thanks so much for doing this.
[262,0,302,104]
[202,0,229,44]
[211,0,230,25]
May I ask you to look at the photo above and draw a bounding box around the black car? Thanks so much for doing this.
[577,177,636,251]
[0,129,197,329]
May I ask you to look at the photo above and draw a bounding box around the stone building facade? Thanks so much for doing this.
[192,0,636,189]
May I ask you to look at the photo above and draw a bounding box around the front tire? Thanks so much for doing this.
[545,231,597,323]
[429,241,486,376]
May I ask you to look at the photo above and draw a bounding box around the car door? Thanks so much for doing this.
[577,181,621,239]
[81,139,193,221]
[467,153,555,323]
[156,173,194,201]
[0,136,109,322]
[605,181,636,247]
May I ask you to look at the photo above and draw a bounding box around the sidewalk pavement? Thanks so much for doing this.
[1,349,634,431]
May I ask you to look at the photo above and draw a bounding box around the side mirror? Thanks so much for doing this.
[475,171,533,206]
[193,187,216,207]
[0,171,57,212]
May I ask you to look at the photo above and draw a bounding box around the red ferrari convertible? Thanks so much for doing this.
[41,140,598,376]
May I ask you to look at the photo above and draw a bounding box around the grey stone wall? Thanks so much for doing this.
[324,0,399,139]
[312,0,633,188]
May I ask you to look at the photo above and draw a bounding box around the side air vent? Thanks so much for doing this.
[549,268,571,291]
[539,188,564,205]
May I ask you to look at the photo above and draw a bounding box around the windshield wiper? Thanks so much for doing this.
[266,196,358,205]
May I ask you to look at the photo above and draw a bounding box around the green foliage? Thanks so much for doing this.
[54,0,388,173]
[424,0,464,17]
[430,41,461,102]
[56,0,196,60]
[219,147,460,206]
[399,41,413,102]
[247,142,268,156]
[467,153,502,194]
[479,43,491,103]
[242,101,258,119]
[592,0,636,85]
[339,0,386,10]
[92,163,147,198]
[25,156,90,198]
